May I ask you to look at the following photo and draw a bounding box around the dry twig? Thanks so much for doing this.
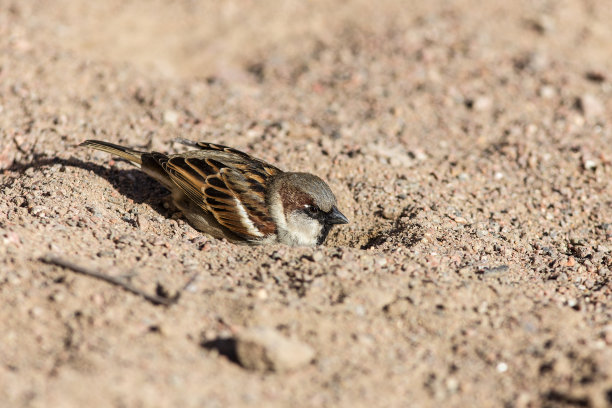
[40,254,180,306]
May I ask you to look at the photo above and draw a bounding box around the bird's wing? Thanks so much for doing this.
[174,140,282,177]
[157,154,279,240]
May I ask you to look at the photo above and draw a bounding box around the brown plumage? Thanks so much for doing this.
[80,139,348,246]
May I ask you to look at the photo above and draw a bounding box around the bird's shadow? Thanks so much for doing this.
[5,155,172,217]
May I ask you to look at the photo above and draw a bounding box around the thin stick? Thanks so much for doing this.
[40,254,179,306]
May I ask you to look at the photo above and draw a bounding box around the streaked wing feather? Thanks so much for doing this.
[183,141,283,177]
[219,167,277,235]
[162,158,220,212]
[161,155,276,240]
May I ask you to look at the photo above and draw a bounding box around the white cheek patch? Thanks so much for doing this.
[286,212,322,246]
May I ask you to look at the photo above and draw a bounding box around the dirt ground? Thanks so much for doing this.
[1,1,611,407]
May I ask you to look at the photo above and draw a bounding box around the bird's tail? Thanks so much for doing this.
[80,140,143,166]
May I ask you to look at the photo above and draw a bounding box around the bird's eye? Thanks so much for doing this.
[303,205,319,216]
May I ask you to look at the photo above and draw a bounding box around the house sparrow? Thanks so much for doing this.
[80,139,348,246]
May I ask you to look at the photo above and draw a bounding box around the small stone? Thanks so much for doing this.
[576,94,604,121]
[235,327,315,372]
[136,214,149,230]
[410,149,427,161]
[353,305,366,316]
[538,85,556,99]
[496,362,508,373]
[446,377,459,393]
[30,206,49,218]
[163,110,180,126]
[473,96,492,111]
[376,257,387,267]
[312,251,324,262]
[515,51,548,71]
[29,307,44,318]
[49,291,65,303]
[529,15,555,34]
[381,208,396,220]
[453,216,468,224]
[583,158,598,170]
[152,238,166,246]
[360,255,374,267]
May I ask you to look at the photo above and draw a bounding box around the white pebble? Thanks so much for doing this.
[496,362,508,373]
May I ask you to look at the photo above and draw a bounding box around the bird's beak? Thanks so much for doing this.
[327,206,349,225]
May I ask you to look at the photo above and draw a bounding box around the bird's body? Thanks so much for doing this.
[81,139,348,246]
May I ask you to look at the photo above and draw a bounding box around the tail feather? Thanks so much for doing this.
[80,140,143,166]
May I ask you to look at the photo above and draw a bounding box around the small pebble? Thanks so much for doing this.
[163,110,180,126]
[235,327,315,372]
[446,378,459,393]
[30,206,49,218]
[583,159,598,170]
[136,214,149,230]
[312,251,324,262]
[576,94,604,120]
[538,85,556,99]
[473,96,492,111]
[376,257,387,267]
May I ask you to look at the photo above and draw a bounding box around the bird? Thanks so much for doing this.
[80,139,348,246]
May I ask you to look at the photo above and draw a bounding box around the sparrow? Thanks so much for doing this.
[80,139,349,246]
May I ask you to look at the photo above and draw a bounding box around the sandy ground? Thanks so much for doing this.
[1,1,611,407]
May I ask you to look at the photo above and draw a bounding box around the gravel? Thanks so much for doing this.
[1,1,611,407]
